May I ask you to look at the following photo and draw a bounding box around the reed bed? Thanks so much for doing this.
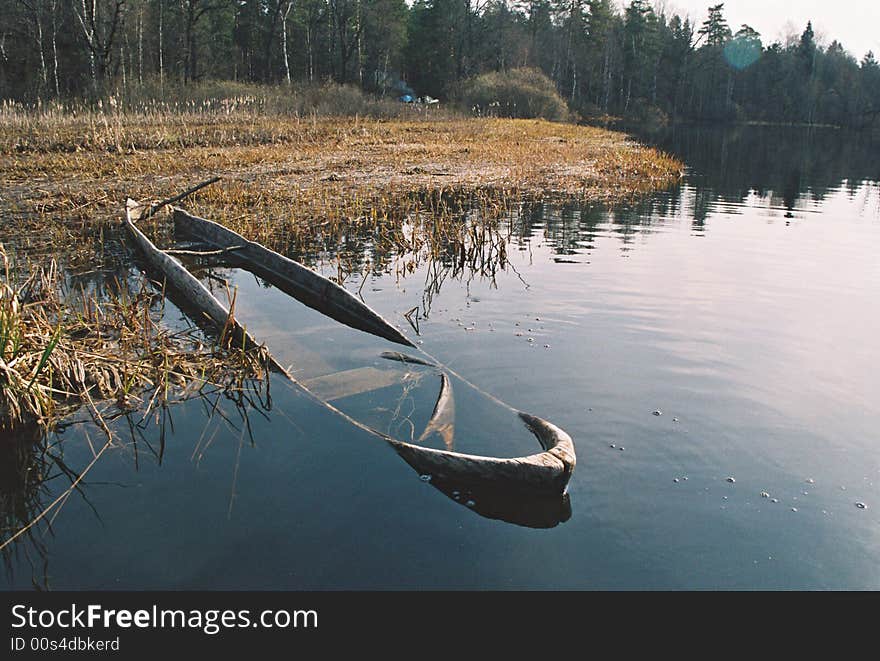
[0,244,271,433]
[1,114,679,274]
[0,111,680,216]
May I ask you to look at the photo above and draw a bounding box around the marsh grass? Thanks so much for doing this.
[0,242,276,563]
[0,104,682,429]
[0,108,681,217]
[0,243,272,433]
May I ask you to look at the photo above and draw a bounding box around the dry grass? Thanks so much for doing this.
[0,106,681,430]
[0,109,682,263]
[0,244,271,432]
[0,112,680,195]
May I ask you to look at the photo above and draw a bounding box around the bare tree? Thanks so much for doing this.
[74,0,127,96]
[300,0,326,83]
[281,0,294,84]
[329,0,362,83]
[49,0,59,95]
[262,0,294,81]
[16,0,49,93]
[179,0,227,83]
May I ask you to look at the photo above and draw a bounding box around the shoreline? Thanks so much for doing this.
[1,116,683,204]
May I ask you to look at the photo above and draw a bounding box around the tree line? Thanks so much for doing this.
[2,0,879,127]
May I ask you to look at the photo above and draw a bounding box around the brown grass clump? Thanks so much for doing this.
[0,109,682,266]
[454,68,572,121]
[0,244,270,432]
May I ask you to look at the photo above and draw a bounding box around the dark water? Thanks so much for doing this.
[4,125,880,590]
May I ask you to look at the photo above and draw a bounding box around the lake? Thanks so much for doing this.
[3,124,879,590]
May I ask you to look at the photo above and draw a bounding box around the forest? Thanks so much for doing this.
[1,0,879,127]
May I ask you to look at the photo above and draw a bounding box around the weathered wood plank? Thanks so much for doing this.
[303,367,402,401]
[255,332,334,380]
[419,373,455,450]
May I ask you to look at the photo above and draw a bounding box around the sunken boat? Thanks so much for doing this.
[124,194,577,525]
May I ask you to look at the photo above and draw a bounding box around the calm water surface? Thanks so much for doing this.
[4,125,880,589]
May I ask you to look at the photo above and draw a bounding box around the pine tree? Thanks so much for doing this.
[698,3,730,48]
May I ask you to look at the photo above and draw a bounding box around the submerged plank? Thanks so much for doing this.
[419,373,455,450]
[172,207,415,347]
[380,351,439,368]
[255,331,333,380]
[303,367,402,401]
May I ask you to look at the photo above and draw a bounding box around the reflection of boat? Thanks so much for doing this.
[425,474,572,529]
[123,198,576,522]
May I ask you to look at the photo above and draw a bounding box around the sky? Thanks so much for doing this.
[655,0,880,60]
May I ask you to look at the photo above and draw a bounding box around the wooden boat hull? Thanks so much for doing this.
[390,412,575,494]
[172,207,415,348]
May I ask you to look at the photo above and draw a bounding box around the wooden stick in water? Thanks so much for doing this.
[165,245,245,257]
[141,177,222,220]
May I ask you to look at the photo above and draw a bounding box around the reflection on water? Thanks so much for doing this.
[0,370,276,590]
[3,125,880,589]
[425,475,572,529]
[641,124,880,207]
[0,424,52,589]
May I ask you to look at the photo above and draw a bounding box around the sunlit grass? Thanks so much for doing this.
[0,105,682,431]
[0,244,271,432]
[0,110,682,263]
